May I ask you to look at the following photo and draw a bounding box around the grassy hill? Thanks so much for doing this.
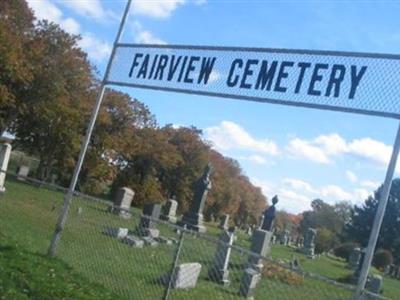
[0,179,398,299]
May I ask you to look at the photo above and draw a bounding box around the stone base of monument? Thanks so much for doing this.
[209,267,230,286]
[178,212,207,233]
[239,268,261,300]
[102,227,129,240]
[108,206,132,219]
[142,236,158,247]
[160,215,177,224]
[303,246,315,259]
[155,236,173,245]
[122,235,144,248]
[366,275,383,295]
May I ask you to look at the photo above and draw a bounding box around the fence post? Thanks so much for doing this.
[47,0,133,257]
[163,226,186,300]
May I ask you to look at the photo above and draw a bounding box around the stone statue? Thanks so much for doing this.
[191,163,212,213]
[178,163,213,233]
[261,195,278,231]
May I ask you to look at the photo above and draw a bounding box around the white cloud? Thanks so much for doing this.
[282,178,316,194]
[133,21,166,44]
[314,133,347,155]
[238,155,268,165]
[286,133,394,170]
[205,121,278,156]
[347,138,392,166]
[286,138,331,164]
[79,33,112,62]
[27,0,81,34]
[57,0,108,21]
[353,188,371,204]
[251,176,376,214]
[132,0,185,19]
[361,180,380,190]
[319,185,353,203]
[346,170,358,183]
[27,0,112,63]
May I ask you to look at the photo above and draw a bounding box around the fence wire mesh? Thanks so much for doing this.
[0,171,393,300]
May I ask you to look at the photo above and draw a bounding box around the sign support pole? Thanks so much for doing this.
[48,0,133,257]
[353,122,400,299]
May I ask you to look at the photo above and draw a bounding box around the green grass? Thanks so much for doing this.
[0,235,124,300]
[0,179,398,299]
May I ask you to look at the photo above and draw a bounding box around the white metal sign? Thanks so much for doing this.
[107,44,400,118]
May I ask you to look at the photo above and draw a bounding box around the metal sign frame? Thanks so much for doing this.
[47,1,400,299]
[107,43,400,119]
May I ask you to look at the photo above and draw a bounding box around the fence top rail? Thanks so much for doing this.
[115,43,400,61]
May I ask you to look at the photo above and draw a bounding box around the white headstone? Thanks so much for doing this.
[173,263,202,289]
[209,231,234,285]
[17,165,30,181]
[0,143,11,192]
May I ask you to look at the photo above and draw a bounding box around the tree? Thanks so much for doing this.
[300,199,352,253]
[0,0,35,134]
[345,179,400,263]
[14,21,93,181]
[80,89,156,195]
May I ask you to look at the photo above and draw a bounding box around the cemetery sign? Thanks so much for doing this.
[107,44,400,119]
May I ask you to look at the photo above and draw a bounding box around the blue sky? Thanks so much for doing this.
[26,0,400,214]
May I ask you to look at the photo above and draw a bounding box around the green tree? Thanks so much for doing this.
[345,179,400,263]
[301,199,352,253]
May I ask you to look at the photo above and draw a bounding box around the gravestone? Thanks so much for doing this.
[349,248,362,270]
[178,164,212,233]
[366,275,383,294]
[172,263,202,289]
[50,174,57,185]
[139,203,162,237]
[17,165,29,181]
[122,235,144,248]
[240,196,278,299]
[353,249,366,283]
[248,229,273,270]
[239,268,261,300]
[0,143,11,193]
[258,215,265,229]
[160,198,178,223]
[303,228,317,258]
[246,226,253,236]
[281,229,290,246]
[271,235,276,244]
[219,214,230,230]
[103,227,129,240]
[209,230,234,285]
[112,187,134,219]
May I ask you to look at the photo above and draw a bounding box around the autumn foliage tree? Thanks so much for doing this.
[0,0,35,134]
[14,21,93,181]
[2,0,268,222]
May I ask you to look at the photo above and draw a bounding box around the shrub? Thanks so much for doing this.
[262,263,303,286]
[373,249,393,270]
[334,242,359,261]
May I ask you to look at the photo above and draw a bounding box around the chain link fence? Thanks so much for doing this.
[0,169,392,300]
